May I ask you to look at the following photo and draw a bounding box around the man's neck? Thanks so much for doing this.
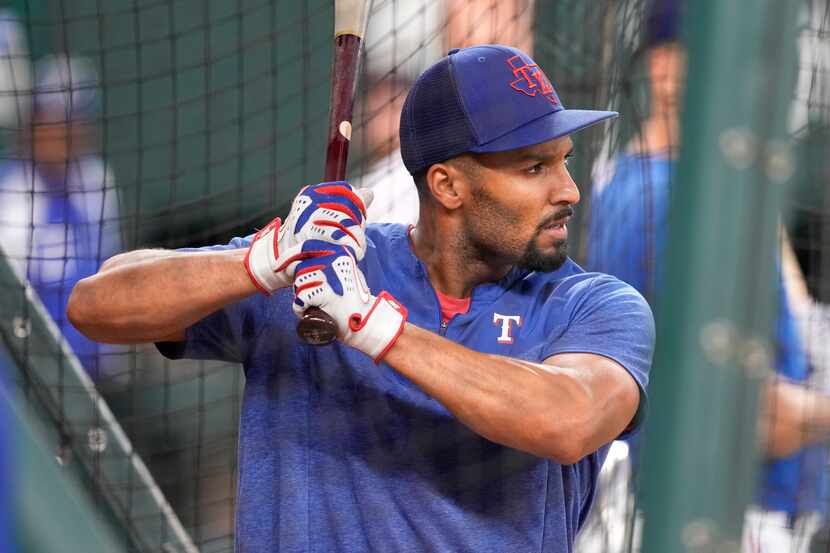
[36,161,70,184]
[409,212,513,298]
[628,110,679,156]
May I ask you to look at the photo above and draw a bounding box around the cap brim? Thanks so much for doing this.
[470,109,618,154]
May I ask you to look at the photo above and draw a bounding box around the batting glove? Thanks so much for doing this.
[292,240,407,363]
[244,181,372,294]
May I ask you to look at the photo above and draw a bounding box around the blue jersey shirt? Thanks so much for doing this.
[588,151,827,516]
[159,223,655,553]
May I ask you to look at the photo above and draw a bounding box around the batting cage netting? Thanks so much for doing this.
[1,0,829,552]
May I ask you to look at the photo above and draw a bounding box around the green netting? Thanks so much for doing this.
[2,1,829,551]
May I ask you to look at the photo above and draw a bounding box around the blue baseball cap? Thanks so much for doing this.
[399,44,618,175]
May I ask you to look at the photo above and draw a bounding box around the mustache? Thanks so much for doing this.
[538,206,575,230]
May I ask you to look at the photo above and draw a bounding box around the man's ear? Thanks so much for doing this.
[425,161,469,210]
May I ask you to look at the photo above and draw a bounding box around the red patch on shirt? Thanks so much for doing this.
[435,289,471,324]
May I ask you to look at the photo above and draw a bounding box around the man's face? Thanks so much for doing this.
[27,111,93,167]
[455,135,579,272]
[648,42,687,114]
[32,120,72,164]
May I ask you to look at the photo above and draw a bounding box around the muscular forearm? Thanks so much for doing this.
[384,324,633,463]
[68,248,257,344]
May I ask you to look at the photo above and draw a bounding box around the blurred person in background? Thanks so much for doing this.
[587,1,830,551]
[353,0,534,225]
[0,54,120,379]
[351,75,419,225]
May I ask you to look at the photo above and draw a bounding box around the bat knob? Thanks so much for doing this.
[297,306,338,345]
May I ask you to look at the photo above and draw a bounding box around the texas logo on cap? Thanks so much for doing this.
[506,55,559,106]
[398,44,617,175]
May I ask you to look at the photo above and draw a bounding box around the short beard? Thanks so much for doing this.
[517,235,569,272]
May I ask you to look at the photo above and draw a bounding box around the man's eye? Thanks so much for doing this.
[527,163,544,174]
[564,153,574,166]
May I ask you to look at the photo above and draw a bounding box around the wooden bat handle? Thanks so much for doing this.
[296,32,363,345]
[296,306,339,345]
[323,34,362,183]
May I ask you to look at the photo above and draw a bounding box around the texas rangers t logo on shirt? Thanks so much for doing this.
[493,313,522,344]
[507,55,559,105]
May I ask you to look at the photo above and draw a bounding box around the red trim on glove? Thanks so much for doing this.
[318,202,359,224]
[295,264,325,278]
[346,291,409,363]
[315,185,367,217]
[373,320,407,364]
[294,280,323,295]
[313,219,359,247]
[270,218,281,259]
[243,217,282,296]
[253,217,279,241]
[380,291,407,315]
[347,291,407,332]
[274,249,336,273]
[252,217,280,257]
[243,247,271,296]
[374,292,408,363]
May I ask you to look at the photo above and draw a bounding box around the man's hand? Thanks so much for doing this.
[292,240,407,362]
[245,181,372,295]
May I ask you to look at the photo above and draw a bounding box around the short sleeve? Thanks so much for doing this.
[155,235,257,364]
[542,275,655,434]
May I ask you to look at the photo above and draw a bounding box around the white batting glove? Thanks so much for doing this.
[292,240,407,362]
[244,181,373,294]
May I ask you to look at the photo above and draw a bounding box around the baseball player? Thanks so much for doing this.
[69,45,654,552]
[587,2,830,550]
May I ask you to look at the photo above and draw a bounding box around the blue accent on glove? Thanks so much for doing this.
[294,181,365,236]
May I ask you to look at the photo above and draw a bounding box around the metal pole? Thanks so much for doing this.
[639,1,800,551]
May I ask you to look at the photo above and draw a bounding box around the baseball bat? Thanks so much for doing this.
[296,0,372,345]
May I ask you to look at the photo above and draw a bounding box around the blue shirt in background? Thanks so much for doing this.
[588,151,828,516]
[0,157,120,379]
[158,223,655,553]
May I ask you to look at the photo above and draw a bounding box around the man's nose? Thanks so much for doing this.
[551,166,580,206]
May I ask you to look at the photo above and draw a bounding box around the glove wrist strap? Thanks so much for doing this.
[348,291,408,363]
[244,219,285,295]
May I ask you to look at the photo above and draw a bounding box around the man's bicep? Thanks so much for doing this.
[543,352,642,448]
[540,276,655,435]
